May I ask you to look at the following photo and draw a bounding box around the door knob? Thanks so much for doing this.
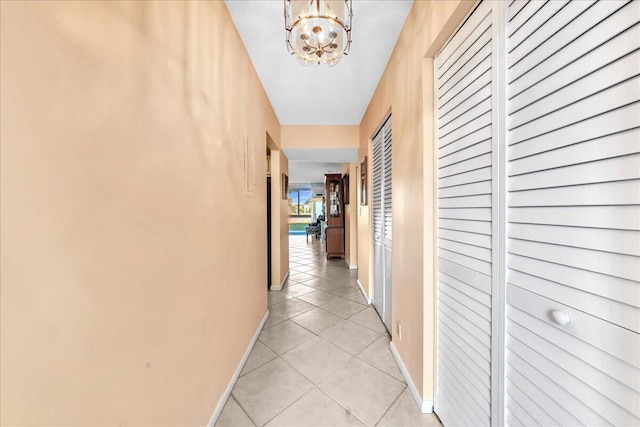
[550,310,571,326]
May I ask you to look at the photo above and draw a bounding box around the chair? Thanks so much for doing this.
[305,220,321,242]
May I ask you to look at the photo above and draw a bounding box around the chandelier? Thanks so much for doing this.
[284,0,353,67]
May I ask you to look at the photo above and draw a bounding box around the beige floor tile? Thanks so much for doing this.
[312,282,344,292]
[321,298,367,318]
[289,272,316,282]
[348,307,386,334]
[357,336,404,383]
[377,388,442,427]
[283,283,315,297]
[241,341,278,376]
[296,290,336,307]
[263,311,287,330]
[264,388,365,427]
[268,291,293,307]
[282,336,352,384]
[298,258,320,264]
[259,321,314,355]
[324,284,360,298]
[319,358,406,426]
[303,277,336,289]
[323,272,351,281]
[326,262,348,270]
[342,290,368,305]
[215,396,255,427]
[320,320,381,355]
[270,298,315,318]
[290,308,344,334]
[232,358,313,427]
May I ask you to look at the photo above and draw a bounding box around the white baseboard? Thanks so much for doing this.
[344,259,358,270]
[389,341,433,414]
[207,310,269,427]
[270,269,290,291]
[356,279,371,304]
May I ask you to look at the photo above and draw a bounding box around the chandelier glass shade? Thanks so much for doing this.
[284,0,353,67]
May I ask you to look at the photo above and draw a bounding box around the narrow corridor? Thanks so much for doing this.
[216,236,440,427]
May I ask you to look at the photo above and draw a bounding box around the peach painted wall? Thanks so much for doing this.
[281,125,359,148]
[0,1,282,426]
[340,163,358,269]
[270,150,290,289]
[357,0,471,402]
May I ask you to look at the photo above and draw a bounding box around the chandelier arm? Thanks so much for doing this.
[320,36,337,52]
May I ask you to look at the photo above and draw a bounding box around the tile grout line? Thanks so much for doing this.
[229,393,258,427]
[314,381,371,427]
[373,384,410,426]
[254,355,315,427]
[353,336,407,385]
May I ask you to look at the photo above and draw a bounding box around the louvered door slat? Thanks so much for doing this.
[509,128,640,176]
[508,24,640,114]
[508,1,638,97]
[508,253,640,307]
[507,0,549,38]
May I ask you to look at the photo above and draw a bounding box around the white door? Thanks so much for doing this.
[372,115,392,332]
[435,1,497,425]
[504,1,640,425]
[434,1,640,426]
[382,119,393,330]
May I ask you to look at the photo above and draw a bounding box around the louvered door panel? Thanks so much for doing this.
[383,120,392,245]
[372,128,384,319]
[435,1,494,425]
[505,1,640,425]
[382,117,393,330]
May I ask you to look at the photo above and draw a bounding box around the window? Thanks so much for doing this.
[288,189,313,216]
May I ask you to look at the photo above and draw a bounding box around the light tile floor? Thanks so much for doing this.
[216,236,442,427]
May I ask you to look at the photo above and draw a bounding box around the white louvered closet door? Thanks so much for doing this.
[372,115,393,332]
[435,1,497,425]
[382,118,393,330]
[504,1,640,426]
[372,125,384,322]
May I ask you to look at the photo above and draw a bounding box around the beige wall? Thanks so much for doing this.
[270,150,290,290]
[281,125,359,148]
[341,163,358,268]
[357,0,472,403]
[0,1,282,426]
[356,147,371,296]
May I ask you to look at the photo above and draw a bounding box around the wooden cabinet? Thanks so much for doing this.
[324,174,345,259]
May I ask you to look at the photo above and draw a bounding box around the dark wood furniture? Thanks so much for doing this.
[324,173,345,259]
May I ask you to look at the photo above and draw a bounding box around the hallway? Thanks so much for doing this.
[216,236,439,427]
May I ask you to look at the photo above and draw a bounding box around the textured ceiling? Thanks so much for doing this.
[225,0,414,125]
